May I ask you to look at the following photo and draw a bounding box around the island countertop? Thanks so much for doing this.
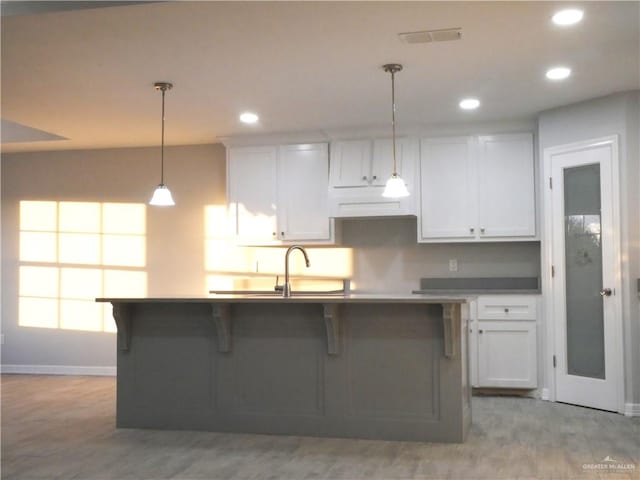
[96,293,472,304]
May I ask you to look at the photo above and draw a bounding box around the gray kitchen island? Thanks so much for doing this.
[97,294,471,443]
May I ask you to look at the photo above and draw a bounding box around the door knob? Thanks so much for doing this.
[600,288,612,297]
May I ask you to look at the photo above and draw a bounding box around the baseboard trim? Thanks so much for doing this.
[1,364,116,376]
[541,388,551,401]
[623,403,640,417]
[472,387,538,399]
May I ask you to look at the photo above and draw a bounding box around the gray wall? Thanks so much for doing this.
[538,90,640,408]
[1,140,540,370]
[342,217,540,293]
[1,144,226,369]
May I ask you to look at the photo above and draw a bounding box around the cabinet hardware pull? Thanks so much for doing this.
[600,288,612,297]
[362,176,368,181]
[280,231,284,237]
[272,232,276,236]
[372,175,377,180]
[479,329,484,334]
[480,227,485,234]
[504,308,509,313]
[470,227,475,234]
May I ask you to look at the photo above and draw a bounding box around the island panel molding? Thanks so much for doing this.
[99,295,471,442]
[112,303,132,352]
[211,303,231,353]
[322,303,341,355]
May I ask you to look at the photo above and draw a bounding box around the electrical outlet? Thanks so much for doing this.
[449,259,458,272]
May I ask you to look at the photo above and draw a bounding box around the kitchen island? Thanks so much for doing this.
[97,294,471,442]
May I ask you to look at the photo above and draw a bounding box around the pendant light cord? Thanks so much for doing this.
[391,69,397,176]
[160,87,166,185]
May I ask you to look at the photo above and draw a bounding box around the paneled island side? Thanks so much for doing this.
[96,294,471,443]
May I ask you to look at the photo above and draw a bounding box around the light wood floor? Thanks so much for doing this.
[1,375,638,480]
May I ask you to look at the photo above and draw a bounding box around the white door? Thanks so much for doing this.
[548,136,622,412]
[419,137,475,239]
[227,146,278,243]
[477,134,536,238]
[277,143,332,241]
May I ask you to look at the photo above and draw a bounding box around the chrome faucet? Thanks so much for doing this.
[281,245,310,297]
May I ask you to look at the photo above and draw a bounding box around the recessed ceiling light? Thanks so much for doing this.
[552,9,584,26]
[546,67,572,80]
[459,98,480,110]
[239,112,259,124]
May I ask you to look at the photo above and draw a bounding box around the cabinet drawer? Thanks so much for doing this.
[477,295,537,320]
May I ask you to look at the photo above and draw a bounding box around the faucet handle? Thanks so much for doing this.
[274,275,284,292]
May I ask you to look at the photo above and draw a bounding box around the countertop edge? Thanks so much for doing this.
[96,294,472,304]
[412,289,541,295]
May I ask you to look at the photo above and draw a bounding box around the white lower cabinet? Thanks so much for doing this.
[470,295,538,389]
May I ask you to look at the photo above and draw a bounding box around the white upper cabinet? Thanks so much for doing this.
[418,133,536,243]
[227,146,278,244]
[372,138,415,188]
[477,134,536,238]
[420,137,476,239]
[227,143,334,245]
[277,143,332,241]
[329,140,371,188]
[329,138,418,217]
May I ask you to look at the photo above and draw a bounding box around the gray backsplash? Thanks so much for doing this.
[340,217,541,293]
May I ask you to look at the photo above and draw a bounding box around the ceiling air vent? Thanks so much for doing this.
[398,28,462,44]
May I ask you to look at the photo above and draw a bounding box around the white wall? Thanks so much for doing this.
[538,90,640,409]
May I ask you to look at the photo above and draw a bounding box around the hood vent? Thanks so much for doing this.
[398,28,462,44]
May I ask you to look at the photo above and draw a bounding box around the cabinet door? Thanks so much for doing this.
[329,140,371,188]
[419,137,476,239]
[277,143,332,241]
[477,134,535,238]
[477,321,537,388]
[371,138,417,188]
[227,146,278,243]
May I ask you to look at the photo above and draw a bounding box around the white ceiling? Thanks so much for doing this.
[1,1,638,153]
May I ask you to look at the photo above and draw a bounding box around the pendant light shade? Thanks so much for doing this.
[382,173,410,198]
[149,82,175,206]
[150,184,175,206]
[381,64,410,199]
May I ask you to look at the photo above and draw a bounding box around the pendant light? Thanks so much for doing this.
[381,64,410,198]
[149,82,175,206]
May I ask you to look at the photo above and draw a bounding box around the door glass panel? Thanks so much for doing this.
[564,164,605,379]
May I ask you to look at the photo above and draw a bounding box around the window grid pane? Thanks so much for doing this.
[19,201,147,333]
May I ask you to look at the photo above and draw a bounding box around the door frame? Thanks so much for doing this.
[542,135,624,413]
